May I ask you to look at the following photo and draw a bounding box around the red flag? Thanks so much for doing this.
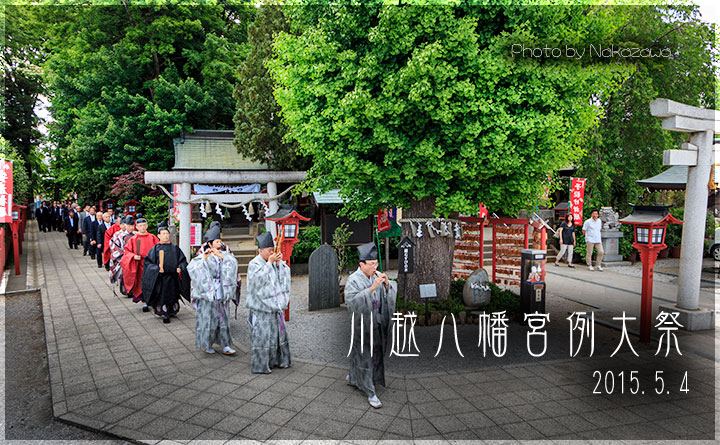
[569,178,586,222]
[377,209,391,232]
[0,160,12,223]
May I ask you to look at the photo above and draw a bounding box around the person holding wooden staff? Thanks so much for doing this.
[142,221,191,323]
[188,221,238,355]
[121,215,159,312]
[245,231,291,373]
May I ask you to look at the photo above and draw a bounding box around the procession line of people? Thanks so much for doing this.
[39,204,398,408]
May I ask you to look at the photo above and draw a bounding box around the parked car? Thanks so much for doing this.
[709,227,720,261]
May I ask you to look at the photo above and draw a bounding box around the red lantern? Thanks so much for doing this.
[619,205,683,342]
[265,207,311,322]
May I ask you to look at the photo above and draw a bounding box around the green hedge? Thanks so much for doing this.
[292,225,321,263]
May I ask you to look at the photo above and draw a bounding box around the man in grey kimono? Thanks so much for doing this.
[245,231,291,374]
[187,222,238,355]
[344,242,397,408]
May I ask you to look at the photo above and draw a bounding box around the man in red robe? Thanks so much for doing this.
[103,216,122,267]
[121,215,159,312]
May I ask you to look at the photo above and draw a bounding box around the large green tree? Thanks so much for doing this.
[233,4,310,171]
[42,1,254,200]
[577,4,717,212]
[1,5,47,200]
[269,2,629,300]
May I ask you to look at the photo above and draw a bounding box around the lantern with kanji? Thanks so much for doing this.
[619,205,682,342]
[265,205,311,266]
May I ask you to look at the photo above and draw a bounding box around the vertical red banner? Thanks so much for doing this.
[0,160,13,223]
[377,208,391,232]
[569,177,586,222]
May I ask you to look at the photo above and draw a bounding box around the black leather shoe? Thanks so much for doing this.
[98,264,103,268]
[83,252,87,256]
[142,306,149,313]
[163,317,170,324]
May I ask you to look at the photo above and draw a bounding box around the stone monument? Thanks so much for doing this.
[599,206,625,264]
[463,268,492,307]
[308,244,340,311]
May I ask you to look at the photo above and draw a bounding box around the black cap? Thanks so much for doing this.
[203,221,222,243]
[135,213,147,224]
[123,215,134,225]
[157,221,169,233]
[357,242,378,262]
[256,231,274,249]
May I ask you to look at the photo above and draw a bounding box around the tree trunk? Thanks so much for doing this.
[398,197,455,303]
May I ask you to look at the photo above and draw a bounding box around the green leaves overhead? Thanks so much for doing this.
[233,5,311,171]
[42,2,254,200]
[269,3,629,219]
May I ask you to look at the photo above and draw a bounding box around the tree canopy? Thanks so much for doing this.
[269,2,630,220]
[41,1,254,200]
[577,4,718,212]
[233,4,311,171]
[1,5,47,199]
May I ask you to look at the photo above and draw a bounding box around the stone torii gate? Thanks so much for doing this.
[651,98,718,330]
[144,170,306,260]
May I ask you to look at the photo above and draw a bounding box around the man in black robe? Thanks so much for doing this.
[142,222,191,323]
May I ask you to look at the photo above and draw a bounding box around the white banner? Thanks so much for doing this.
[193,184,261,194]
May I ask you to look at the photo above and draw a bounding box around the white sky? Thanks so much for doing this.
[694,0,720,24]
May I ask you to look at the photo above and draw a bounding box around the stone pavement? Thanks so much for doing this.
[25,222,719,442]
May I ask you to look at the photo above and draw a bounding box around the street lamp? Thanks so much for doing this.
[619,205,682,342]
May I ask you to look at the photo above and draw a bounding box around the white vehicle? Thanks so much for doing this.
[709,227,720,261]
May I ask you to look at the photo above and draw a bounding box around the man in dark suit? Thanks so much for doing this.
[64,209,81,249]
[96,212,112,269]
[82,207,96,256]
[38,202,49,232]
[90,210,103,264]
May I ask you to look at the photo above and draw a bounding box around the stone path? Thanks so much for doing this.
[28,223,718,442]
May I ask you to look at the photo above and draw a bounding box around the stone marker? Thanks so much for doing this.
[308,244,340,311]
[463,268,492,307]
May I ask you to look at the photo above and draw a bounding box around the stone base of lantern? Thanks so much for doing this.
[601,230,624,263]
[659,304,715,331]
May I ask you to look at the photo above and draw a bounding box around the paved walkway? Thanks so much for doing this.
[23,222,719,442]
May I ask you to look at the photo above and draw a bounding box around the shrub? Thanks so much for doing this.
[139,195,169,234]
[292,225,321,263]
[332,223,354,280]
[400,279,520,318]
[619,223,635,258]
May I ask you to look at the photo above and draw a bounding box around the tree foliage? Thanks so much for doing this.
[0,137,32,205]
[108,162,158,201]
[41,2,254,200]
[1,6,47,197]
[233,5,310,171]
[269,2,629,220]
[576,4,718,212]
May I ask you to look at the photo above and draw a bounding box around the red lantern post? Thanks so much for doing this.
[619,205,682,342]
[266,207,311,321]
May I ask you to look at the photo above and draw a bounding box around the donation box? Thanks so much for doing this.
[520,249,546,320]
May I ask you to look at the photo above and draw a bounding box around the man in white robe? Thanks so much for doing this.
[344,242,397,408]
[245,231,291,373]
